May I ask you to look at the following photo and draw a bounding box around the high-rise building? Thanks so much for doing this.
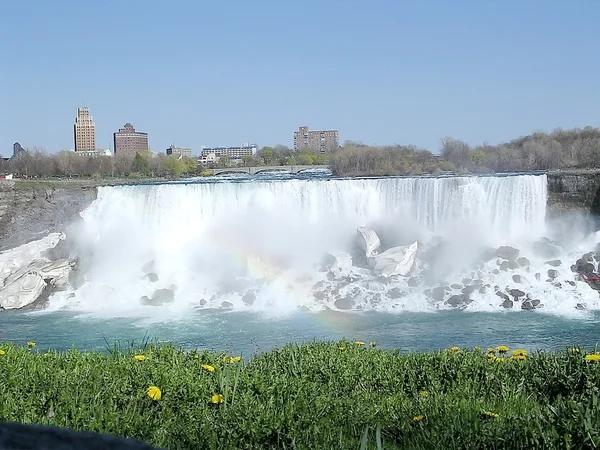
[293,126,339,153]
[12,142,24,158]
[166,144,192,158]
[74,107,96,152]
[114,123,149,156]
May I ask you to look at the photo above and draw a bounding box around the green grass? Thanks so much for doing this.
[1,341,600,449]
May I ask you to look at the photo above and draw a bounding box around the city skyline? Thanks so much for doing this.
[1,2,600,155]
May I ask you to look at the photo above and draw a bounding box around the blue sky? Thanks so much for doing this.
[1,1,599,155]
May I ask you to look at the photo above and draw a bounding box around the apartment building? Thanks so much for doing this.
[166,144,192,158]
[113,123,149,156]
[293,126,339,153]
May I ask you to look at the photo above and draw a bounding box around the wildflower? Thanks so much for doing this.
[338,347,345,351]
[486,353,496,360]
[231,356,242,362]
[43,353,50,357]
[419,391,429,397]
[354,341,365,346]
[211,394,224,404]
[448,346,461,352]
[512,349,527,357]
[134,355,146,361]
[370,342,377,348]
[496,345,509,354]
[0,350,5,355]
[146,386,162,401]
[202,364,215,372]
[585,354,600,362]
[473,346,481,351]
[487,348,495,353]
[413,415,425,422]
[512,354,527,361]
[27,342,36,349]
[495,357,507,363]
[483,411,499,418]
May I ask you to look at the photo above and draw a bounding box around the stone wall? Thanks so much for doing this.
[0,182,96,251]
[547,170,600,215]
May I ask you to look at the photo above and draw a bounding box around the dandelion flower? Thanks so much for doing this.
[202,364,215,372]
[486,353,496,360]
[338,347,345,351]
[495,357,507,363]
[134,355,146,361]
[27,342,36,349]
[354,341,365,346]
[413,415,425,422]
[419,391,429,397]
[585,354,600,362]
[512,349,528,357]
[487,348,495,353]
[473,347,481,351]
[496,345,509,354]
[231,356,242,362]
[448,346,461,352]
[0,350,5,355]
[512,354,527,361]
[370,342,377,348]
[146,386,162,401]
[211,394,224,404]
[483,411,499,418]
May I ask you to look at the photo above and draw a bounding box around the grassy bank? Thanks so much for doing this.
[1,341,600,449]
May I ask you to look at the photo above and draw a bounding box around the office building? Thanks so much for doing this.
[166,144,192,158]
[74,107,96,152]
[114,123,149,156]
[200,144,257,160]
[293,126,339,153]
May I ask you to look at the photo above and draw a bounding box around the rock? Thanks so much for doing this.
[144,272,159,283]
[501,298,513,309]
[369,242,418,277]
[325,252,353,280]
[140,295,157,306]
[535,273,541,281]
[446,294,470,307]
[221,301,233,308]
[0,272,47,310]
[387,288,404,299]
[496,291,510,302]
[575,259,595,275]
[517,257,530,267]
[512,275,524,284]
[407,277,420,287]
[142,260,155,273]
[492,269,500,275]
[548,269,559,280]
[242,292,256,306]
[508,289,525,298]
[334,296,354,310]
[356,226,381,258]
[496,246,519,260]
[462,285,477,295]
[141,288,175,306]
[566,280,576,286]
[430,286,446,302]
[532,241,561,259]
[450,284,462,290]
[199,299,207,306]
[521,300,541,311]
[576,303,587,310]
[479,286,487,294]
[461,278,472,285]
[552,282,562,289]
[500,261,510,271]
[531,299,541,307]
[545,260,561,267]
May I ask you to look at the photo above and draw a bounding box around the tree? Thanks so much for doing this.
[162,156,185,178]
[132,150,152,176]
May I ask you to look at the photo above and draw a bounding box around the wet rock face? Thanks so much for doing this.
[334,296,353,310]
[496,246,519,261]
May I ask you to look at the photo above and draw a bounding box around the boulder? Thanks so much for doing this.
[334,296,354,310]
[517,257,530,267]
[462,285,477,295]
[532,241,561,259]
[576,303,587,310]
[242,291,256,306]
[501,298,513,309]
[369,241,418,278]
[141,288,175,306]
[548,269,559,280]
[496,246,519,260]
[407,277,420,287]
[450,284,462,290]
[142,260,155,274]
[446,294,470,307]
[521,300,541,311]
[0,272,47,310]
[387,288,404,299]
[574,259,595,275]
[430,286,446,302]
[508,289,525,298]
[356,227,381,258]
[545,260,561,267]
[512,275,524,284]
[221,301,233,308]
[144,272,159,283]
[326,252,353,280]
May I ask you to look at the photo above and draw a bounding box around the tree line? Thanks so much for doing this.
[331,126,600,176]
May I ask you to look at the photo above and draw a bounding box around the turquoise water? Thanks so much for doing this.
[2,309,599,354]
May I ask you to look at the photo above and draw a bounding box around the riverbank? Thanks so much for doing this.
[1,341,598,449]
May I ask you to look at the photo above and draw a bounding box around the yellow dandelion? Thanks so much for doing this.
[146,386,162,401]
[511,349,528,357]
[448,346,461,352]
[354,341,365,346]
[487,348,495,353]
[43,353,50,357]
[495,357,507,363]
[483,411,499,418]
[134,355,146,361]
[413,415,425,422]
[512,354,527,361]
[211,394,224,404]
[231,356,242,362]
[202,364,215,372]
[473,346,481,351]
[419,391,429,397]
[338,347,345,351]
[0,350,5,355]
[585,354,600,362]
[495,345,509,353]
[27,342,36,349]
[486,353,496,360]
[370,342,377,348]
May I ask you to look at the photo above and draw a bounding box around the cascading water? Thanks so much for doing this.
[46,173,600,318]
